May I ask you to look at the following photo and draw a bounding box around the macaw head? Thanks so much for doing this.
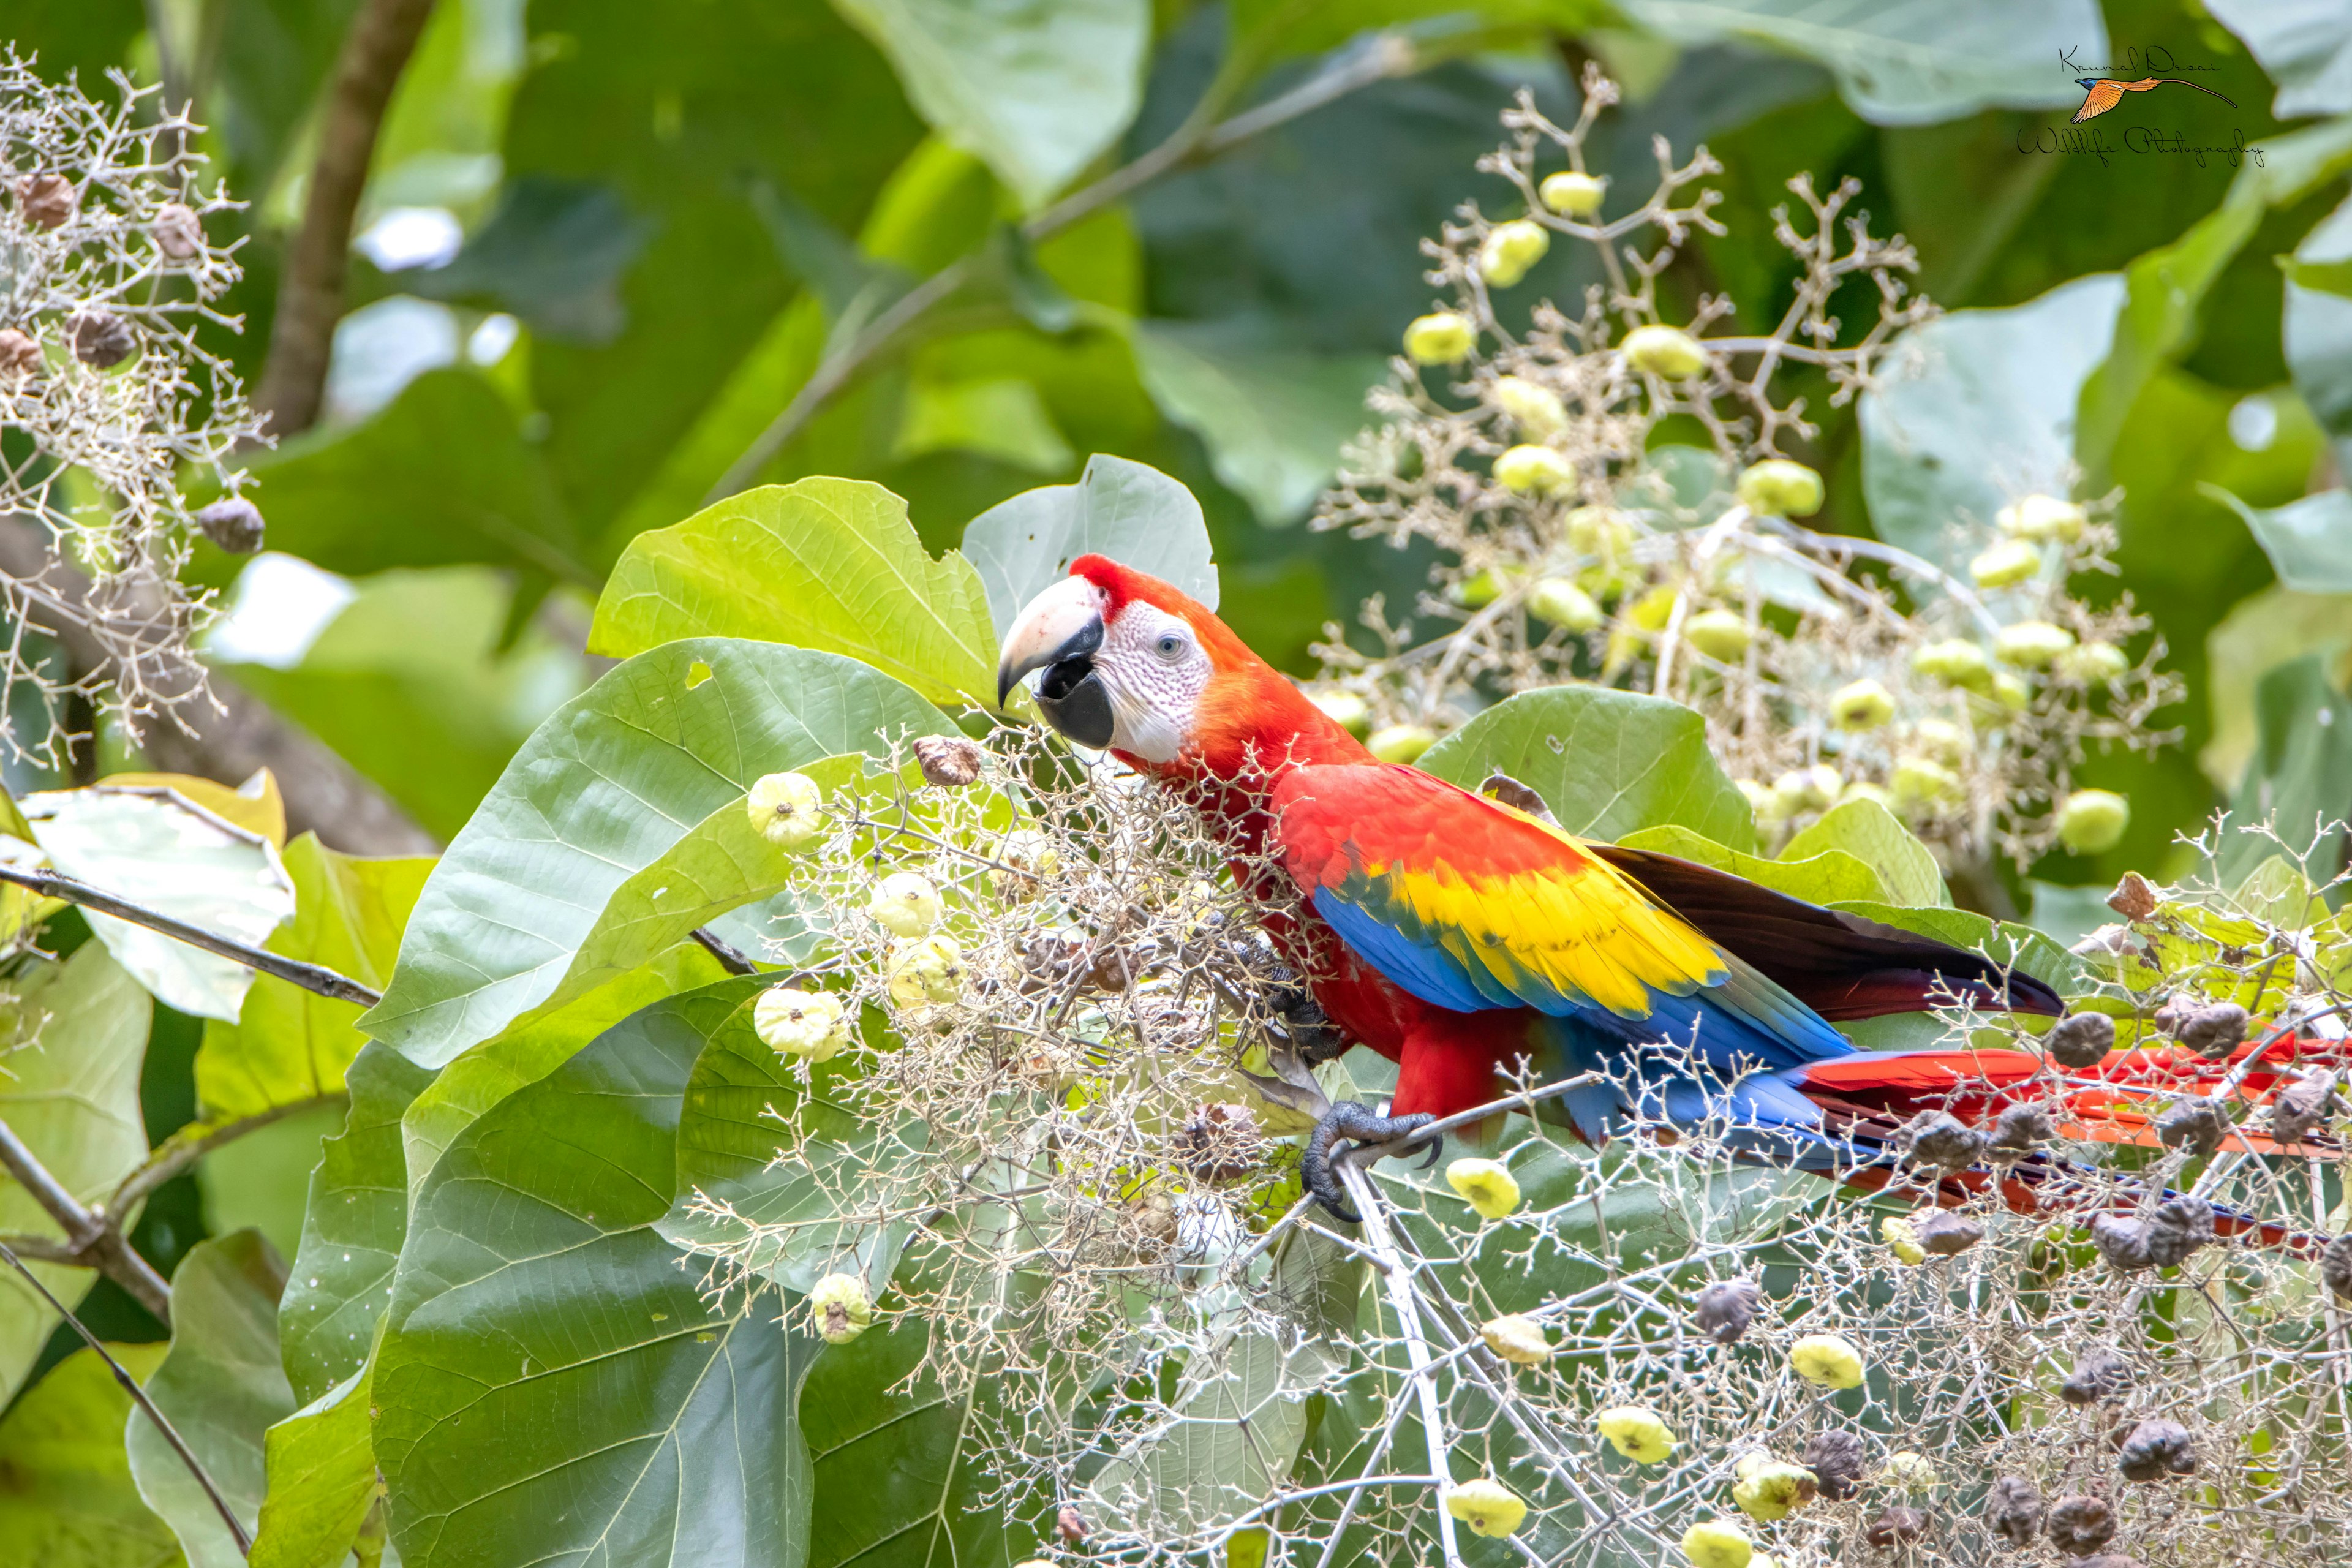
[997,556,1358,777]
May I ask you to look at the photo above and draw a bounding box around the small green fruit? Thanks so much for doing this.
[1830,678,1896,731]
[809,1272,873,1344]
[1566,505,1634,558]
[1480,1314,1552,1365]
[1477,220,1550,287]
[1991,670,2034,711]
[867,871,943,937]
[2059,639,2129,682]
[1403,311,1476,364]
[1737,778,1780,821]
[1790,1332,1865,1389]
[2057,789,2130,854]
[1882,1215,1926,1265]
[1908,718,1967,766]
[1969,537,2041,589]
[1683,608,1752,663]
[1309,687,1372,737]
[1996,620,2076,668]
[1528,576,1602,633]
[1446,1157,1521,1219]
[1493,374,1569,438]
[1368,723,1438,764]
[1735,458,1823,518]
[1732,1456,1819,1521]
[1997,492,2086,541]
[1773,765,1841,815]
[1882,1452,1939,1491]
[1494,443,1575,495]
[748,771,826,849]
[1912,638,1992,691]
[1596,1404,1676,1463]
[886,934,967,1006]
[1539,170,1605,216]
[754,986,850,1061]
[1681,1518,1754,1568]
[1621,323,1708,379]
[1444,1477,1526,1537]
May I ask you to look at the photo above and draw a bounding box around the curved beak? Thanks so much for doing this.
[997,576,1115,748]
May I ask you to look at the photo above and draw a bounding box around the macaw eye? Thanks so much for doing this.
[1153,630,1189,662]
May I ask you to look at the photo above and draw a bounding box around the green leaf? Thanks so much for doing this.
[238,368,587,582]
[126,1231,298,1568]
[829,0,1150,210]
[1825,901,2086,992]
[1858,273,2124,571]
[374,978,816,1568]
[2217,652,2352,884]
[0,944,152,1403]
[278,1042,436,1406]
[360,639,952,1068]
[2285,195,2352,446]
[197,1106,350,1278]
[1615,824,1893,905]
[397,943,729,1208]
[1779,798,1949,908]
[2201,584,2352,790]
[0,1341,177,1568]
[1129,323,1383,525]
[251,1368,377,1568]
[197,836,432,1125]
[2207,0,2352,118]
[2078,119,2352,486]
[1420,687,1761,851]
[2026,880,2124,956]
[1616,0,2106,124]
[21,785,298,1022]
[963,453,1219,638]
[589,478,998,708]
[2204,486,2352,594]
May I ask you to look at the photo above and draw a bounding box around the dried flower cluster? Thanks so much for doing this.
[1313,69,2180,871]
[0,53,262,766]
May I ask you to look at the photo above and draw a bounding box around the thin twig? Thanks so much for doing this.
[0,863,380,1006]
[1340,1162,1464,1568]
[0,1240,249,1555]
[107,1091,350,1218]
[0,1116,171,1320]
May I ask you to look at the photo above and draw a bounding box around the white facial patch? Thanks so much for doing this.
[1095,603,1212,763]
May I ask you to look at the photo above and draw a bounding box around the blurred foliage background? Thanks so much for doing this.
[3,0,2351,1556]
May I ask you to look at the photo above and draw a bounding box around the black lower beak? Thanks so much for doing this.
[1036,657,1115,750]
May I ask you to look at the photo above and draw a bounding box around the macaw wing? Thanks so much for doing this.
[1269,763,1852,1074]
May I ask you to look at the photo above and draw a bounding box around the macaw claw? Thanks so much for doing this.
[1303,1101,1440,1223]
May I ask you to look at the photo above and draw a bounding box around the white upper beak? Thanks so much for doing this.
[997,575,1106,706]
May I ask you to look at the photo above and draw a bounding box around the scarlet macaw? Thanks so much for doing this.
[997,557,2323,1222]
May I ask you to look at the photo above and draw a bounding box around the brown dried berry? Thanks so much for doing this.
[1912,1210,1983,1256]
[2144,1195,2214,1267]
[66,308,135,368]
[2045,1494,2116,1554]
[151,202,203,259]
[2150,997,2182,1033]
[0,327,38,379]
[1864,1506,1928,1547]
[2323,1234,2352,1302]
[1175,1102,1264,1183]
[912,734,984,788]
[1988,1102,2056,1159]
[1058,1503,1087,1544]
[13,173,75,228]
[2175,1001,2248,1060]
[2155,1097,2230,1157]
[2043,1011,2115,1069]
[1693,1278,1760,1343]
[1897,1109,1989,1172]
[1800,1428,1864,1501]
[1985,1474,2043,1545]
[192,496,265,555]
[2269,1071,2339,1145]
[2106,870,2159,921]
[2060,1346,2133,1406]
[2090,1214,2154,1272]
[2116,1418,2196,1481]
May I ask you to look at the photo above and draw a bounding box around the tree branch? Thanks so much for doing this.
[0,1117,172,1322]
[0,863,382,1005]
[0,1240,248,1555]
[109,1091,352,1219]
[252,0,441,437]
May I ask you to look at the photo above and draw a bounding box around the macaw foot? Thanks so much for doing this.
[1303,1101,1441,1223]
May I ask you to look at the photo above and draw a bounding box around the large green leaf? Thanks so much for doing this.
[360,640,952,1068]
[250,1368,377,1568]
[1825,901,2085,993]
[1614,824,1891,905]
[2285,195,2352,447]
[2206,487,2352,594]
[397,943,729,1207]
[2207,0,2352,118]
[374,978,816,1568]
[197,836,433,1125]
[2077,118,2352,486]
[1779,798,1948,908]
[589,479,998,709]
[126,1231,297,1568]
[830,0,1150,210]
[1129,323,1384,525]
[21,785,298,1022]
[2218,652,2352,884]
[2201,584,2352,790]
[239,368,587,581]
[1618,0,2104,124]
[278,1042,436,1407]
[0,944,152,1404]
[1858,273,2124,571]
[1420,687,1761,851]
[962,453,1219,637]
[0,1341,176,1568]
